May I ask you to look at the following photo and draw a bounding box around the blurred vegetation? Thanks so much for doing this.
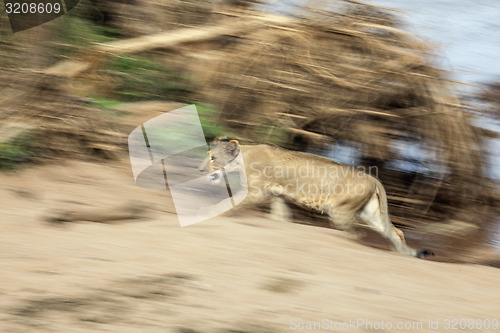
[56,11,193,102]
[57,15,119,57]
[88,97,123,110]
[481,81,500,121]
[0,132,37,171]
[0,0,228,170]
[105,54,191,102]
[196,103,232,141]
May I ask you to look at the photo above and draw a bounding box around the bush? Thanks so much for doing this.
[0,134,36,171]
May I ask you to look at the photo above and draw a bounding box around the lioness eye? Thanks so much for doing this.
[211,156,216,161]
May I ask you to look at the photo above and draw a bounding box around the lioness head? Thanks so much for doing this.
[198,138,241,174]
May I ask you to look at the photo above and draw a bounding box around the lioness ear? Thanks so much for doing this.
[213,136,228,145]
[226,140,240,157]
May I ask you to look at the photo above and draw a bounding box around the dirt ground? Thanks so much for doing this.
[1,159,499,333]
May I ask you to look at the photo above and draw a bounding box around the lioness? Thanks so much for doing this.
[199,138,433,258]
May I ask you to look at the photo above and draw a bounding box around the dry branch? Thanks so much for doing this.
[43,12,296,78]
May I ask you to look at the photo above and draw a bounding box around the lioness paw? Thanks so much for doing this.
[416,249,435,259]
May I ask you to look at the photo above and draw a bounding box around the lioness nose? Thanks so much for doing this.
[199,162,208,173]
[198,160,207,173]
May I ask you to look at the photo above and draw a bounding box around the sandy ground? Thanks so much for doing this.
[1,160,500,333]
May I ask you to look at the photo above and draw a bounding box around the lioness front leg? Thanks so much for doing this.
[270,196,292,222]
[220,185,269,217]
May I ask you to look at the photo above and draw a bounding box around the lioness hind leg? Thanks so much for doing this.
[393,226,406,242]
[327,209,357,233]
[359,193,418,257]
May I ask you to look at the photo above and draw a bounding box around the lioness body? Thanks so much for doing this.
[200,139,432,258]
[242,144,376,215]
